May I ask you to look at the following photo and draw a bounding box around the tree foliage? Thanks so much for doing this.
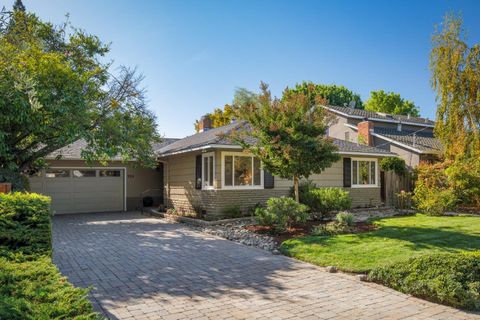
[194,104,236,132]
[285,81,363,109]
[430,13,480,159]
[380,157,407,176]
[0,6,160,188]
[364,90,420,117]
[230,82,340,202]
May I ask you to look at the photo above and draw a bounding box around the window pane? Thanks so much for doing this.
[99,170,120,177]
[359,161,369,184]
[370,161,376,185]
[253,158,261,185]
[45,169,70,178]
[209,156,214,186]
[224,156,233,186]
[352,161,357,185]
[234,156,252,186]
[72,170,96,178]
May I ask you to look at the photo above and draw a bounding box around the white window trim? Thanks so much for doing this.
[221,151,264,190]
[351,158,378,188]
[202,152,215,190]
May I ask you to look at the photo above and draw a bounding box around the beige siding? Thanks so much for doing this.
[328,115,358,142]
[163,151,384,217]
[30,160,163,211]
[389,145,420,168]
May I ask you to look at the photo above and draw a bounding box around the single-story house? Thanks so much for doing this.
[155,119,395,217]
[28,118,395,216]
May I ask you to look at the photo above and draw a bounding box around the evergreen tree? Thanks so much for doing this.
[13,0,25,12]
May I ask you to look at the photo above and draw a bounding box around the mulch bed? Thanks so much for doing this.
[244,221,377,244]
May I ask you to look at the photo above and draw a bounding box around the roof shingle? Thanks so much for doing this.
[156,122,394,156]
[324,105,435,126]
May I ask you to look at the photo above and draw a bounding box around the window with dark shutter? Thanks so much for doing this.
[264,170,274,189]
[195,155,202,189]
[343,157,352,188]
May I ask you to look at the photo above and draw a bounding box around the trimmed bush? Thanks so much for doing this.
[291,180,318,210]
[335,212,354,226]
[369,252,480,310]
[222,205,242,219]
[307,188,351,220]
[0,192,51,256]
[255,197,309,232]
[0,256,97,320]
[0,192,99,319]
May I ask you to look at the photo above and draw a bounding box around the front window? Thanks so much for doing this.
[223,153,262,188]
[202,153,214,189]
[352,159,377,187]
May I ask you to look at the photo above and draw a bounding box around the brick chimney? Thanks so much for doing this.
[199,115,212,132]
[357,120,374,146]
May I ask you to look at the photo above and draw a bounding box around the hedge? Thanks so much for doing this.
[369,252,480,310]
[0,256,98,319]
[0,192,99,319]
[0,192,51,257]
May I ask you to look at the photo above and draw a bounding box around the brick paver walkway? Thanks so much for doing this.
[52,212,479,320]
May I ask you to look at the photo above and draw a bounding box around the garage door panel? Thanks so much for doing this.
[29,168,125,214]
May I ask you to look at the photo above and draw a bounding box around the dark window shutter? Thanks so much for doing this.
[343,157,352,188]
[264,170,274,189]
[195,155,202,190]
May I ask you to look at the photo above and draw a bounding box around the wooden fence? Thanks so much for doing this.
[383,171,413,206]
[0,183,12,194]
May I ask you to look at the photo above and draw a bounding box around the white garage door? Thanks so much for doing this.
[29,168,125,214]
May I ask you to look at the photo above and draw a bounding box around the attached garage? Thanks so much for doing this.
[30,167,126,214]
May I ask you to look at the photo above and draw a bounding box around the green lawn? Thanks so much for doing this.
[280,214,480,273]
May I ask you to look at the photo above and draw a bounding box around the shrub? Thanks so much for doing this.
[0,192,51,257]
[380,157,407,176]
[0,192,98,319]
[336,212,354,226]
[307,188,351,220]
[369,252,480,310]
[255,197,309,232]
[413,163,457,215]
[222,205,242,219]
[0,256,98,320]
[394,190,413,211]
[291,180,318,209]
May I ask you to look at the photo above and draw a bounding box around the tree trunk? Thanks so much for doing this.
[293,175,300,203]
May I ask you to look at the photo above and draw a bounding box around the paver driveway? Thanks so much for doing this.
[52,212,478,320]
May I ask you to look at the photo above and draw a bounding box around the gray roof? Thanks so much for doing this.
[325,105,435,126]
[48,138,179,160]
[156,122,394,156]
[372,127,442,154]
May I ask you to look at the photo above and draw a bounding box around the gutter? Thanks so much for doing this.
[157,143,395,158]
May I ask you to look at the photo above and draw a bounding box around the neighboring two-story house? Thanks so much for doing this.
[324,105,442,168]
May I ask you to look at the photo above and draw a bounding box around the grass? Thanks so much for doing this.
[280,214,480,273]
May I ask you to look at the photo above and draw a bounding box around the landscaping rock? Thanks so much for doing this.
[188,220,279,253]
[357,274,368,282]
[326,266,337,273]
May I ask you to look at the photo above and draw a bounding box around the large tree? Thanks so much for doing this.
[0,4,159,188]
[230,82,340,202]
[194,104,236,132]
[364,90,420,117]
[430,13,480,159]
[286,81,364,109]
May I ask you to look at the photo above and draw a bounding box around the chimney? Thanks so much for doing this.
[199,115,212,132]
[357,120,374,146]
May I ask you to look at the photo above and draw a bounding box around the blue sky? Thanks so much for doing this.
[6,0,480,138]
